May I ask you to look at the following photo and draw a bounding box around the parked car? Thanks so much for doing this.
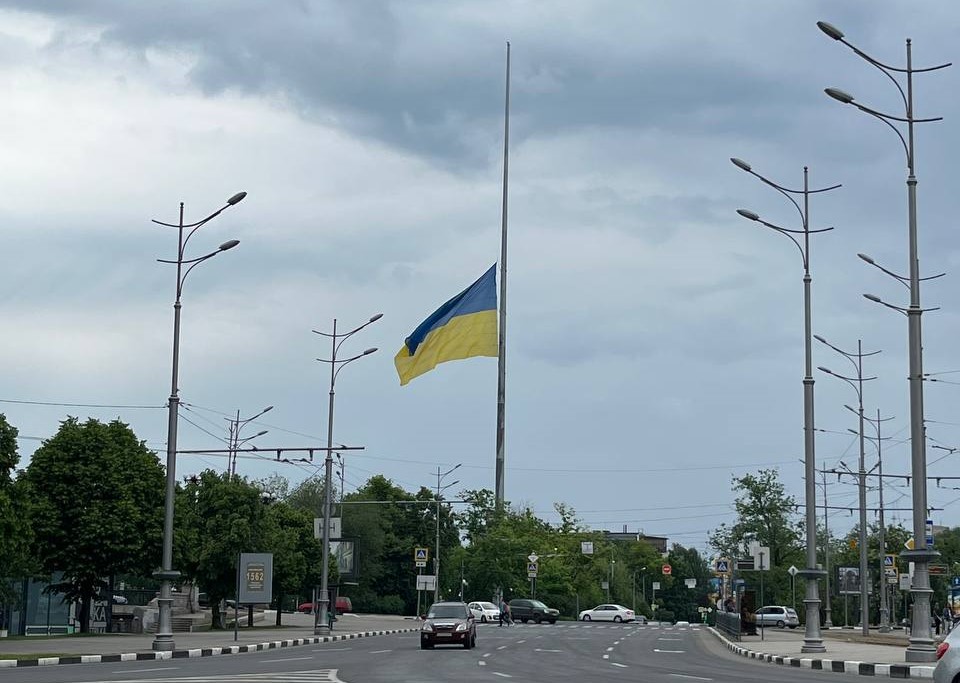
[509,598,560,624]
[297,597,353,614]
[467,601,500,622]
[935,619,960,683]
[754,605,799,629]
[420,601,477,649]
[578,604,635,622]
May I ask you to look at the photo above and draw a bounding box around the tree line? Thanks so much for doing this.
[2,414,957,630]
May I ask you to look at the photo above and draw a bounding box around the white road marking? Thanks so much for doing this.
[611,662,628,668]
[483,652,492,657]
[606,647,614,651]
[654,648,686,653]
[669,674,712,681]
[517,639,526,643]
[479,660,487,666]
[368,650,391,654]
[602,654,610,659]
[497,645,507,650]
[658,637,683,641]
[312,647,352,651]
[259,656,313,662]
[613,640,621,645]
[492,673,512,678]
[534,648,563,652]
[110,667,179,674]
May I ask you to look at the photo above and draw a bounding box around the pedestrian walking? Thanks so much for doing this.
[498,598,511,627]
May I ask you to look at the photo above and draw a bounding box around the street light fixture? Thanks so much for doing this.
[732,157,840,654]
[819,19,950,661]
[816,335,880,636]
[433,463,462,603]
[312,314,382,635]
[151,192,246,651]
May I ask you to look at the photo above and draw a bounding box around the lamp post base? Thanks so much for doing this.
[798,568,826,653]
[151,569,180,652]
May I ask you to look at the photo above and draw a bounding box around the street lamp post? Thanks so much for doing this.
[226,406,273,477]
[151,191,246,651]
[818,19,950,662]
[857,409,896,632]
[817,335,880,636]
[312,315,382,635]
[433,464,462,604]
[732,158,839,653]
[820,467,833,628]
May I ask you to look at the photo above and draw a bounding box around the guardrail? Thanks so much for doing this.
[715,612,741,641]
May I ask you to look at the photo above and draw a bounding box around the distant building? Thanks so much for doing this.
[601,529,668,554]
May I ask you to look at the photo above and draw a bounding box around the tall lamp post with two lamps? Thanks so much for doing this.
[312,315,382,635]
[816,336,880,636]
[732,158,839,653]
[818,19,950,661]
[226,405,273,477]
[152,191,247,652]
[433,464,461,603]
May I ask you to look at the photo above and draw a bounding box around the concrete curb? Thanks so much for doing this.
[0,627,418,669]
[708,627,936,679]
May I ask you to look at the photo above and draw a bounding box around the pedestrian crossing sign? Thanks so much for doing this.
[884,554,896,568]
[414,547,429,562]
[715,559,729,574]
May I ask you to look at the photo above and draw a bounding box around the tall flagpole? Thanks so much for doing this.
[495,42,510,508]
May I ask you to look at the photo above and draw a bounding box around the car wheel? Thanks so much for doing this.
[614,615,622,623]
[464,636,472,650]
[420,641,433,650]
[582,615,591,621]
[481,614,486,623]
[534,615,542,624]
[788,625,797,629]
[521,617,529,623]
[548,620,556,624]
[776,620,785,629]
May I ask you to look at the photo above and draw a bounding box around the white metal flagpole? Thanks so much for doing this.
[495,41,510,508]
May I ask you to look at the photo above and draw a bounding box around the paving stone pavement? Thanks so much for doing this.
[710,625,943,678]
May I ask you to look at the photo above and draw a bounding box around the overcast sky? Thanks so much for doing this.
[3,1,960,558]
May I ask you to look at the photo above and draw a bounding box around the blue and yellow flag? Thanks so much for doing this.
[395,265,498,385]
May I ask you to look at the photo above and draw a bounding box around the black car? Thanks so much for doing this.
[420,601,477,649]
[508,598,559,624]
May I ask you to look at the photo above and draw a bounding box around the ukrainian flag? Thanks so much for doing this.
[395,265,498,386]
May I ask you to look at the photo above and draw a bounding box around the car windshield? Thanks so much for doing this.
[480,602,497,610]
[429,604,467,619]
[531,601,548,609]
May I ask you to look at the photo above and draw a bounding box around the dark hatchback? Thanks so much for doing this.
[420,601,477,649]
[509,598,560,624]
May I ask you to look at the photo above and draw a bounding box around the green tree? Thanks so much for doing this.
[0,415,34,607]
[22,418,164,631]
[182,470,273,628]
[262,500,322,624]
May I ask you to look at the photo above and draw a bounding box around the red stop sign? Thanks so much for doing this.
[662,564,672,575]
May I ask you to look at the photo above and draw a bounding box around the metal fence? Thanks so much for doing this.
[715,611,741,640]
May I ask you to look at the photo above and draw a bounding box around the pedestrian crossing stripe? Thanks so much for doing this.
[84,671,342,683]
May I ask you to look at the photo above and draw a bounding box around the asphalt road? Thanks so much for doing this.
[0,622,864,683]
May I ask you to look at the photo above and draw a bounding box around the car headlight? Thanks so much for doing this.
[456,622,468,632]
[421,621,434,632]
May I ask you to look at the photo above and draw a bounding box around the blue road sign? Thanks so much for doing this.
[884,554,895,568]
[715,559,729,573]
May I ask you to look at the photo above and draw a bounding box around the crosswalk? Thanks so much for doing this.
[85,671,342,683]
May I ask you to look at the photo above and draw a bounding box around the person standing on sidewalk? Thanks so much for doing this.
[944,605,954,634]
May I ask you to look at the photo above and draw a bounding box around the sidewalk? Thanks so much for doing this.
[709,625,940,679]
[0,612,419,668]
